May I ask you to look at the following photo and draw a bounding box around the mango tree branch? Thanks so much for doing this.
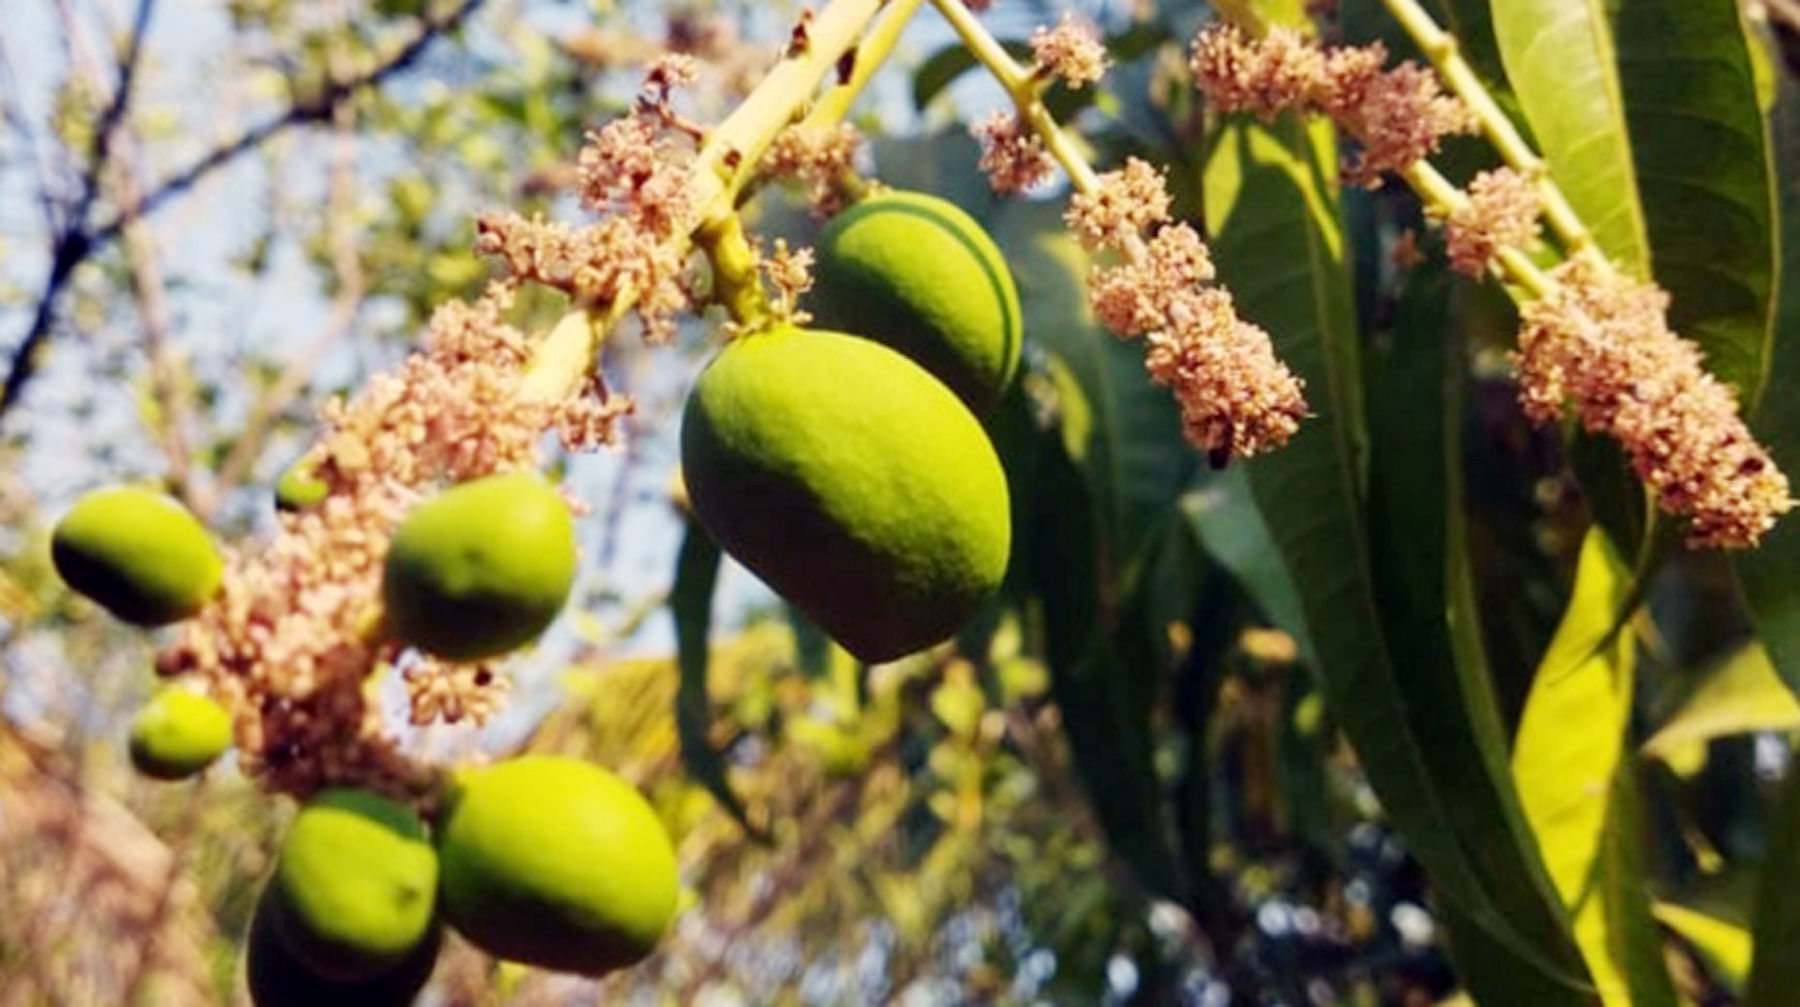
[519,0,889,403]
[1,0,489,424]
[928,0,1101,193]
[1377,0,1593,256]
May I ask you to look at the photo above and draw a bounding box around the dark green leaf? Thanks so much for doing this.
[672,517,763,838]
[1746,757,1800,1007]
[1024,432,1186,901]
[995,200,1197,588]
[1205,111,1594,1002]
[1734,77,1800,699]
[1611,0,1776,403]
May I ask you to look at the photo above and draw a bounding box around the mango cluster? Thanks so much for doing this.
[681,190,1020,662]
[247,757,676,1004]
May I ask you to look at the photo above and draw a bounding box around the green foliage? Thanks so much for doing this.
[1206,110,1593,1003]
[1610,0,1776,404]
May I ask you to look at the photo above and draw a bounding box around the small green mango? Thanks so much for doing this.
[382,472,576,660]
[247,882,441,1007]
[681,326,1011,663]
[51,486,221,626]
[268,789,439,982]
[275,457,330,512]
[435,755,678,976]
[128,688,232,780]
[812,189,1022,414]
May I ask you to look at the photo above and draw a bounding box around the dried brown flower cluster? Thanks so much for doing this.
[478,56,704,341]
[1516,259,1791,548]
[159,285,631,801]
[1441,167,1540,277]
[1068,159,1308,461]
[1189,24,1477,185]
[762,123,864,215]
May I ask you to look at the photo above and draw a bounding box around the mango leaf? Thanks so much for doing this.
[1735,77,1800,699]
[1490,0,1649,272]
[1022,429,1187,901]
[671,517,763,838]
[1641,644,1800,764]
[1747,758,1800,1007]
[1512,528,1676,1006]
[1204,111,1594,1002]
[1610,0,1775,403]
[994,199,1197,589]
[1651,901,1751,990]
[1183,466,1314,665]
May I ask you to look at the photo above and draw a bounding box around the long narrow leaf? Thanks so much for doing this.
[1610,0,1776,403]
[672,516,761,837]
[1746,758,1800,1007]
[1512,529,1676,1006]
[1735,78,1800,697]
[1490,0,1649,271]
[1204,111,1594,1001]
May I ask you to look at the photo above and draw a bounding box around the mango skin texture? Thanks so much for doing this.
[51,486,221,626]
[247,885,441,1007]
[269,789,439,982]
[128,688,232,780]
[435,755,679,977]
[275,458,330,512]
[383,472,576,660]
[812,190,1022,414]
[681,327,1011,663]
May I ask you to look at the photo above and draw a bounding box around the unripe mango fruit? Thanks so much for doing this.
[383,472,576,660]
[268,789,439,982]
[128,688,232,780]
[812,189,1022,414]
[275,457,330,512]
[435,755,678,976]
[247,882,441,1007]
[51,486,221,626]
[681,327,1010,663]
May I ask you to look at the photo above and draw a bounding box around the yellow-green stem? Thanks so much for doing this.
[1403,160,1553,298]
[695,212,772,327]
[927,0,1101,193]
[804,0,928,131]
[1376,0,1592,256]
[518,0,888,398]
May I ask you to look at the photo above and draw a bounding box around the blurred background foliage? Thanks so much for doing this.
[6,0,1800,1003]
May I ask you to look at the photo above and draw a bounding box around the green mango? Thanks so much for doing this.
[128,688,232,780]
[681,326,1011,663]
[247,883,440,1007]
[382,472,576,659]
[435,755,678,976]
[275,457,330,512]
[51,486,221,626]
[268,789,439,982]
[812,189,1022,414]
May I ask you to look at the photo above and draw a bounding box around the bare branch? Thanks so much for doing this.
[1,0,490,424]
[0,0,158,420]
